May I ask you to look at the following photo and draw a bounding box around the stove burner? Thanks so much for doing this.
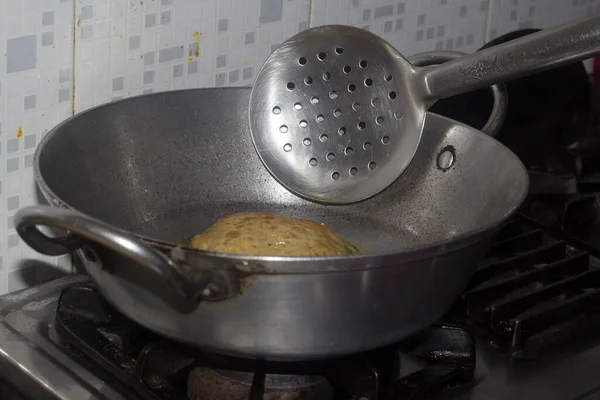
[461,217,600,359]
[54,285,476,400]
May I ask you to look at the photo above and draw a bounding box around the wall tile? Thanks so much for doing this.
[73,0,311,111]
[0,0,76,294]
[487,0,595,40]
[310,0,490,57]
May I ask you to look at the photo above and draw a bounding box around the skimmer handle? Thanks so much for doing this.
[421,13,600,100]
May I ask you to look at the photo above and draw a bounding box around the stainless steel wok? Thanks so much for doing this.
[15,87,528,360]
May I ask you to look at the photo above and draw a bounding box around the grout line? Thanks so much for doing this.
[484,0,494,43]
[308,0,314,28]
[71,0,77,116]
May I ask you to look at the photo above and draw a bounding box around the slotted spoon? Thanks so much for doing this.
[249,15,600,204]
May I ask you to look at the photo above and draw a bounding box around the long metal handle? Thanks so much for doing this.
[408,50,508,137]
[421,13,600,100]
[14,205,225,301]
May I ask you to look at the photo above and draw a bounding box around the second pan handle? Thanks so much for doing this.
[421,13,600,100]
[15,206,237,301]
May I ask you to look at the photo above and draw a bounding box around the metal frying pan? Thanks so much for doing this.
[14,88,528,360]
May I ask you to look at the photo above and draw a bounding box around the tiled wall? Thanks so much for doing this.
[0,0,596,294]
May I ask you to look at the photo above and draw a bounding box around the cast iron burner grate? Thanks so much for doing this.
[55,285,476,400]
[461,216,600,359]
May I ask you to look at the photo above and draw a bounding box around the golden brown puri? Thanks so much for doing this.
[190,212,348,256]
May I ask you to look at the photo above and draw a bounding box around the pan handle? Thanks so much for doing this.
[14,205,231,301]
[408,51,507,137]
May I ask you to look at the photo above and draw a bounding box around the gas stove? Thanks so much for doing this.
[3,212,600,400]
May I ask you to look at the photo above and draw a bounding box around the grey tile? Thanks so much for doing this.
[374,5,393,18]
[7,138,18,153]
[260,0,283,24]
[59,68,70,83]
[188,60,198,75]
[160,10,171,25]
[397,3,405,14]
[112,77,124,91]
[426,27,434,39]
[218,18,228,32]
[6,138,19,154]
[173,64,183,78]
[143,51,155,66]
[459,5,468,17]
[215,73,226,86]
[162,0,172,4]
[395,18,403,31]
[216,54,226,68]
[7,234,19,248]
[23,154,32,167]
[436,40,444,50]
[572,0,579,5]
[7,216,13,230]
[158,46,183,63]
[58,87,70,102]
[7,158,19,173]
[510,10,518,21]
[437,25,445,37]
[417,14,425,26]
[129,35,141,50]
[489,29,497,39]
[446,38,454,49]
[24,134,36,149]
[456,36,464,48]
[42,32,54,47]
[42,11,54,26]
[362,9,371,21]
[229,69,240,83]
[143,89,153,94]
[24,95,36,110]
[8,267,34,292]
[7,195,19,211]
[466,33,474,45]
[7,35,37,73]
[270,43,279,53]
[529,6,536,16]
[143,70,155,84]
[512,0,519,5]
[81,25,93,40]
[244,32,255,45]
[480,1,489,12]
[298,21,308,32]
[145,13,156,27]
[352,0,359,6]
[416,30,423,41]
[81,5,93,20]
[243,66,254,80]
[441,0,448,4]
[383,20,392,33]
[518,20,533,29]
[112,96,123,101]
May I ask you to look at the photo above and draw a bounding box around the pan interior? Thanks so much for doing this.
[36,88,527,255]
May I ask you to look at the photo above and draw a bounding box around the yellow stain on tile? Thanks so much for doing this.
[192,31,202,58]
[16,125,22,138]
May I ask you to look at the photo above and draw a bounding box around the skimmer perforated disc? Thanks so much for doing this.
[249,25,424,204]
